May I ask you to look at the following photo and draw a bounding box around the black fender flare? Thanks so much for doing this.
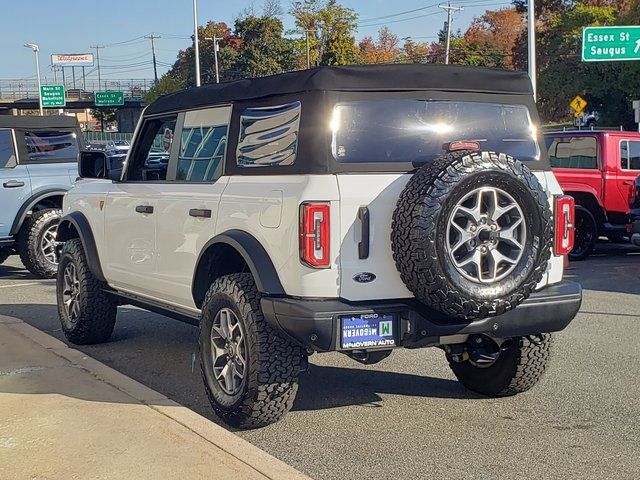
[57,211,107,282]
[193,230,285,297]
[9,188,68,235]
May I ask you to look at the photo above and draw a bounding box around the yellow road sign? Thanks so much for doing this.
[570,95,588,116]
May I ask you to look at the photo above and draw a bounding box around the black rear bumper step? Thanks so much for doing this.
[261,281,582,352]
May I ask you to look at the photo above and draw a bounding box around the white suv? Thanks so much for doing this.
[56,65,582,429]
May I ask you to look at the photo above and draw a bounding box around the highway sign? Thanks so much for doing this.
[95,91,125,106]
[40,85,65,108]
[582,26,640,62]
[570,95,588,116]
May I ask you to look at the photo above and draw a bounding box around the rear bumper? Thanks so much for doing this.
[261,281,582,352]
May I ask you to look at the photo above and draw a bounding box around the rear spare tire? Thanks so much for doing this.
[392,151,552,320]
[17,208,62,278]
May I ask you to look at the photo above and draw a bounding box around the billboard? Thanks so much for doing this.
[51,53,94,67]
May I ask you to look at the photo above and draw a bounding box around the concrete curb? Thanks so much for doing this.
[4,318,311,480]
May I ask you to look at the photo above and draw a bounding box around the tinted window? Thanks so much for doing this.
[548,136,598,169]
[176,107,230,182]
[331,100,539,164]
[620,140,640,170]
[127,116,176,181]
[0,130,16,168]
[23,130,79,163]
[236,101,300,167]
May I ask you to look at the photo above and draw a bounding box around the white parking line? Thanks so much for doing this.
[0,281,55,289]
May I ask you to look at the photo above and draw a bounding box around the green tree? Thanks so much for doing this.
[143,74,185,104]
[233,15,296,77]
[291,0,358,66]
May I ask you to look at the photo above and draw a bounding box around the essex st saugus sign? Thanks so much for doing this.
[582,26,640,62]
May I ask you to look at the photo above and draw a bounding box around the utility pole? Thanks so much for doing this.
[527,0,537,101]
[205,36,220,83]
[439,2,464,65]
[145,33,161,84]
[193,0,201,87]
[90,44,104,90]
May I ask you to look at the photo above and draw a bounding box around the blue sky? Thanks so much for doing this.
[0,0,512,81]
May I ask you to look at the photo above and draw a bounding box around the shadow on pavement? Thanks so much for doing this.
[0,262,42,280]
[568,241,640,296]
[0,302,467,421]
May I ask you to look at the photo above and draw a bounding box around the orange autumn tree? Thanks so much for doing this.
[464,8,524,69]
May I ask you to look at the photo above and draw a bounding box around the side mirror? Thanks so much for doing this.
[79,150,108,179]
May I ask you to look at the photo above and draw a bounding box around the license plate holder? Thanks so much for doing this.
[340,313,396,350]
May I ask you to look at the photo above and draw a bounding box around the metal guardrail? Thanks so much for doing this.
[0,78,153,101]
[84,132,134,146]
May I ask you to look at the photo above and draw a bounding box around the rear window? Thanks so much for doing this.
[330,100,539,164]
[23,129,79,163]
[547,136,598,169]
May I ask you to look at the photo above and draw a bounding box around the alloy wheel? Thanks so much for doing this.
[62,262,81,323]
[446,187,526,283]
[40,224,59,265]
[210,307,247,395]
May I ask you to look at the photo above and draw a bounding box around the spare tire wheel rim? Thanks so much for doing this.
[446,186,526,283]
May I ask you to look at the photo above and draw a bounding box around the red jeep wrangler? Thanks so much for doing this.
[546,130,640,260]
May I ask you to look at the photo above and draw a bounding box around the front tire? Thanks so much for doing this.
[569,206,597,261]
[448,334,552,396]
[199,273,304,429]
[17,208,62,278]
[57,238,117,345]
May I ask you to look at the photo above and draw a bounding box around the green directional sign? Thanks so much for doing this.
[40,85,65,108]
[583,26,640,62]
[95,91,125,106]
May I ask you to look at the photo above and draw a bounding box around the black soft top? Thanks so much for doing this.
[146,64,533,115]
[0,115,80,129]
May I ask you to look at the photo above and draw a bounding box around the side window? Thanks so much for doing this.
[176,106,231,182]
[621,140,640,170]
[236,101,301,167]
[0,130,16,168]
[127,116,176,182]
[22,130,79,163]
[548,136,597,169]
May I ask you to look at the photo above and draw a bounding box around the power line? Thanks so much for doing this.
[358,11,442,28]
[358,4,439,23]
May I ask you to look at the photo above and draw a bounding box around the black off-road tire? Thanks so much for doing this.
[569,206,597,261]
[448,333,553,396]
[17,208,62,278]
[56,238,117,345]
[0,248,10,265]
[199,273,304,429]
[391,151,552,320]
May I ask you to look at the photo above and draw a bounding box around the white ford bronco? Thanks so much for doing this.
[56,65,582,429]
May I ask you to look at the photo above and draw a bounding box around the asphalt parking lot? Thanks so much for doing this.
[1,242,639,480]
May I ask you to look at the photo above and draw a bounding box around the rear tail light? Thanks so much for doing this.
[554,195,575,256]
[300,202,331,268]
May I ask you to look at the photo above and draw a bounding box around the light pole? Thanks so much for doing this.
[24,42,43,115]
[527,0,537,101]
[193,0,201,87]
[205,36,220,83]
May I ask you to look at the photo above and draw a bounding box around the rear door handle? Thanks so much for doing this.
[189,208,212,218]
[3,180,25,188]
[358,206,370,259]
[623,180,634,186]
[135,205,154,214]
